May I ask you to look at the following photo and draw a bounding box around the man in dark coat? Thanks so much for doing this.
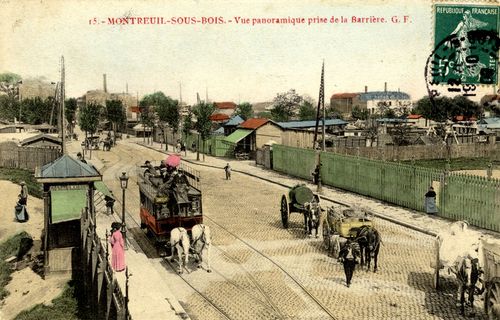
[339,239,361,287]
[105,191,115,215]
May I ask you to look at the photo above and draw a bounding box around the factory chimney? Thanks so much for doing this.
[103,74,107,93]
[364,86,368,93]
[384,82,387,92]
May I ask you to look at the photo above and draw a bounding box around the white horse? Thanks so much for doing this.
[436,220,484,314]
[191,224,212,272]
[168,227,190,273]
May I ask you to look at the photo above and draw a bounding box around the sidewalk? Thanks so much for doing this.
[137,139,500,242]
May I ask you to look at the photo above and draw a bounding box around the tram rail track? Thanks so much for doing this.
[102,145,284,319]
[93,141,451,320]
[102,144,337,319]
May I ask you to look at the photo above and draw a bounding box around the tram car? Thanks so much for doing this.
[138,158,203,246]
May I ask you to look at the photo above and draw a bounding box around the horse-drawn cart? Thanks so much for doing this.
[431,221,500,317]
[482,239,500,319]
[280,184,319,228]
[322,206,373,258]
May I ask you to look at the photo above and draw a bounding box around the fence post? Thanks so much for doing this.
[125,267,129,320]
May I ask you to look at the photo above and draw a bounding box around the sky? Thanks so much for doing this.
[0,0,497,105]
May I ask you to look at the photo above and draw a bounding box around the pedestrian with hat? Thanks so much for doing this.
[109,222,126,272]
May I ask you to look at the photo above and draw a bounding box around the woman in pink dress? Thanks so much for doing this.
[109,222,126,272]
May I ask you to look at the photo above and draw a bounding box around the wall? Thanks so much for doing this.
[281,130,314,149]
[255,123,282,148]
[0,141,61,170]
[331,142,499,161]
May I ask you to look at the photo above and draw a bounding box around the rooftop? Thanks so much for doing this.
[277,119,348,129]
[36,154,101,183]
[239,118,270,130]
[214,102,237,109]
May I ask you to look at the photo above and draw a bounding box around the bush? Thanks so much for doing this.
[0,168,42,198]
[14,281,85,320]
[0,232,31,300]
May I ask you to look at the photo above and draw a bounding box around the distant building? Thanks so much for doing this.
[210,102,237,123]
[331,84,412,118]
[78,74,138,120]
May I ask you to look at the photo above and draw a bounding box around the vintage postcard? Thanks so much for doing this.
[0,1,499,320]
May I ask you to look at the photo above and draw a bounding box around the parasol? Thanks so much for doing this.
[166,154,181,167]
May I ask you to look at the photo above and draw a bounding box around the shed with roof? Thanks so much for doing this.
[35,154,102,275]
[20,133,61,149]
[223,118,283,157]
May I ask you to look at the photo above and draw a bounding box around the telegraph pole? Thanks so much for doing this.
[313,61,325,150]
[60,56,66,154]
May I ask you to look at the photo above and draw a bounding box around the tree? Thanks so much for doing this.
[270,89,303,122]
[327,107,344,119]
[413,95,480,123]
[235,102,253,120]
[65,98,78,137]
[79,103,100,159]
[140,91,179,149]
[390,122,412,146]
[0,72,22,84]
[298,100,316,121]
[182,109,194,137]
[192,102,215,161]
[105,99,126,144]
[0,95,19,122]
[0,72,22,122]
[351,106,369,120]
[80,103,100,138]
[21,97,52,124]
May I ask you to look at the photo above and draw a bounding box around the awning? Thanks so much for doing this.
[95,181,113,198]
[224,129,253,144]
[51,189,88,223]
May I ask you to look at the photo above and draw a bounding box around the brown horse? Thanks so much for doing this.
[303,201,321,238]
[356,225,381,272]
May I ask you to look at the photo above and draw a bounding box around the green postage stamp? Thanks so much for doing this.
[432,4,499,86]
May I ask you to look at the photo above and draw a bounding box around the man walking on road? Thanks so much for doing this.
[224,163,231,180]
[339,239,360,288]
[105,191,115,215]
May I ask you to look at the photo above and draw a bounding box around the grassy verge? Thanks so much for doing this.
[402,157,500,171]
[14,280,89,320]
[0,168,42,198]
[0,231,31,300]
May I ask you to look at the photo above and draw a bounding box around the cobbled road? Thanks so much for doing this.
[84,139,487,320]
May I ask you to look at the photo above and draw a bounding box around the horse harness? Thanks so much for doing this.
[171,228,187,248]
[191,225,208,252]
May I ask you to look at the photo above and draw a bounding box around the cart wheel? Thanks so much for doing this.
[323,222,330,251]
[486,278,500,320]
[280,195,289,229]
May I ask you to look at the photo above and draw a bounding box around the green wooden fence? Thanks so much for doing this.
[182,133,234,157]
[272,144,500,232]
[273,145,317,180]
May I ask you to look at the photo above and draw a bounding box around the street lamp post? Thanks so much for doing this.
[119,172,129,249]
